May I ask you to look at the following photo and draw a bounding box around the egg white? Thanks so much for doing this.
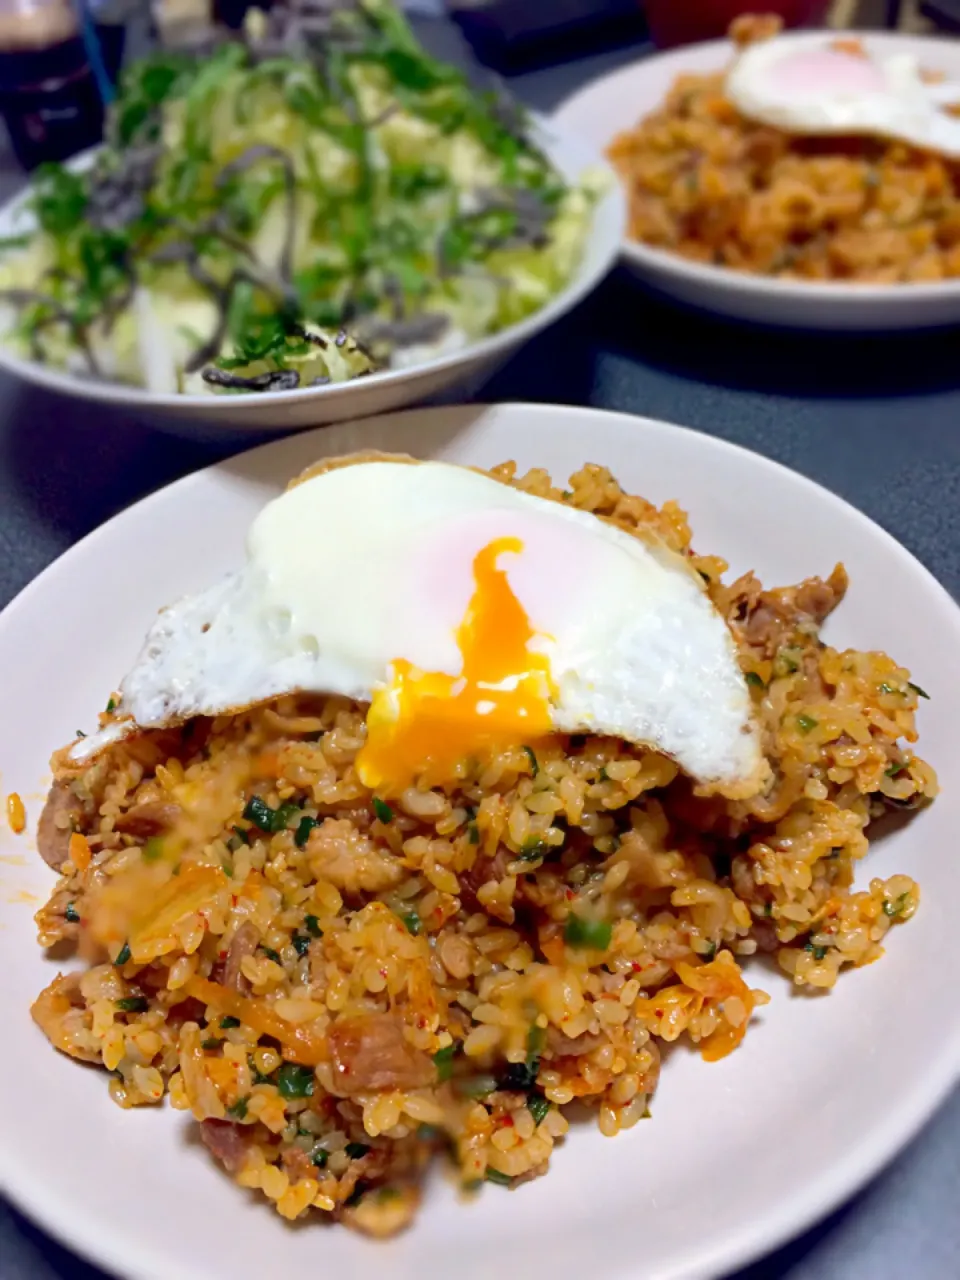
[727,40,960,158]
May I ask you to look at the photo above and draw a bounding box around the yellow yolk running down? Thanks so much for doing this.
[356,537,554,796]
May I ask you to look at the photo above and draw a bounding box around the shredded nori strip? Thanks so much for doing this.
[202,366,301,391]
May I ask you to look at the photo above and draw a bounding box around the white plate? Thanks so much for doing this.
[1,402,958,1280]
[0,128,624,433]
[552,32,960,330]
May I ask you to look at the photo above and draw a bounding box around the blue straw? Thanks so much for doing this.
[75,0,115,106]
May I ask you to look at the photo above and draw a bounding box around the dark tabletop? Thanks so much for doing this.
[2,16,960,1280]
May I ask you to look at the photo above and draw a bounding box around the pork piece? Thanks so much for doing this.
[328,1012,435,1095]
[113,801,181,837]
[200,1119,253,1175]
[36,781,89,871]
[219,921,260,994]
[730,565,848,658]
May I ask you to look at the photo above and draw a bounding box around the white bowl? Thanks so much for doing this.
[0,128,625,432]
[552,31,960,330]
[1,403,958,1280]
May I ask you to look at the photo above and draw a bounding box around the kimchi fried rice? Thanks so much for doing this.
[608,16,960,283]
[29,459,936,1237]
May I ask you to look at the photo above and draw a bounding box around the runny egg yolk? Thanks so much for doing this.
[356,536,554,796]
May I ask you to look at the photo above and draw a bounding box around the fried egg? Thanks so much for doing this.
[71,457,766,798]
[727,39,960,157]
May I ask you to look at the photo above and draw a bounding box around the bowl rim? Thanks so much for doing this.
[0,121,626,412]
[552,28,960,304]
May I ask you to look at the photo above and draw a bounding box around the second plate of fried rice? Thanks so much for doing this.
[1,403,959,1280]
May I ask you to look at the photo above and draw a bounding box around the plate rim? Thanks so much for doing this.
[1,400,959,1280]
[551,29,960,304]
[0,123,626,412]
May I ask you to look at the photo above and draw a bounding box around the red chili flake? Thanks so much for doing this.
[654,1009,664,1018]
[218,951,228,961]
[501,1113,515,1128]
[379,967,388,979]
[631,961,642,972]
[565,888,575,900]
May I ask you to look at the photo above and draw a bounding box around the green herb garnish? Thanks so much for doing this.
[883,892,912,918]
[260,945,282,964]
[227,1096,249,1119]
[106,697,116,712]
[304,914,323,938]
[114,941,131,966]
[517,837,547,863]
[796,714,818,734]
[142,836,164,862]
[522,746,539,777]
[433,1042,457,1082]
[485,1167,512,1186]
[372,796,394,823]
[745,672,766,690]
[275,1064,315,1099]
[292,932,311,957]
[64,902,80,923]
[242,796,275,832]
[220,1015,241,1029]
[294,815,318,848]
[564,914,612,951]
[804,942,827,961]
[116,996,148,1013]
[399,909,422,936]
[908,681,930,699]
[528,1093,550,1126]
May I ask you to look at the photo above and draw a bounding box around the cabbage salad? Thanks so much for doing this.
[0,0,599,396]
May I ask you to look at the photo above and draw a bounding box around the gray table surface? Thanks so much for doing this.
[2,17,960,1280]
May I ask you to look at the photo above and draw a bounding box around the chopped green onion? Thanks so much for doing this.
[485,1167,512,1186]
[260,945,282,964]
[526,1024,546,1069]
[804,942,827,961]
[106,697,116,712]
[114,941,131,966]
[528,1093,550,1126]
[201,1038,221,1050]
[399,909,422,937]
[467,820,480,845]
[116,996,148,1013]
[883,892,912,919]
[564,914,612,950]
[275,1064,315,1099]
[795,714,818,734]
[220,1015,241,1030]
[598,766,610,781]
[76,729,87,739]
[242,796,275,832]
[294,815,318,848]
[885,761,908,778]
[227,1096,249,1119]
[372,796,393,823]
[142,836,164,862]
[745,672,766,690]
[909,681,930,700]
[433,1042,457,1082]
[522,746,539,777]
[292,932,311,958]
[304,914,323,938]
[345,1142,370,1159]
[311,1147,329,1168]
[64,902,80,923]
[878,682,899,696]
[517,837,547,863]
